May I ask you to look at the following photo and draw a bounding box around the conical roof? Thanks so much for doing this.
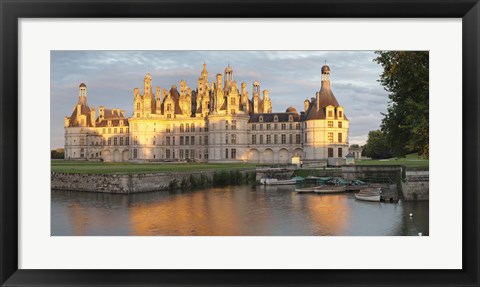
[304,65,345,120]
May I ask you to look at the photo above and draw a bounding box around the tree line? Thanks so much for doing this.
[363,51,429,159]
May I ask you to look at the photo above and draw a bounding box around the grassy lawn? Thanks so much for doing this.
[51,160,257,174]
[355,153,429,168]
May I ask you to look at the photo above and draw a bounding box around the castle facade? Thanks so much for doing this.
[64,64,349,165]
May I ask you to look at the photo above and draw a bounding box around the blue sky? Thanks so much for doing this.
[50,51,389,149]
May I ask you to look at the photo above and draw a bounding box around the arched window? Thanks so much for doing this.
[137,102,140,110]
[191,123,195,132]
[180,124,184,132]
[186,124,190,132]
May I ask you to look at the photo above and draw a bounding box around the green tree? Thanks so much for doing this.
[363,130,392,159]
[51,150,64,159]
[375,51,429,158]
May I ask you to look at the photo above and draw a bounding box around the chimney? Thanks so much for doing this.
[304,99,310,112]
[156,86,161,102]
[216,74,223,89]
[263,89,269,100]
[99,106,105,121]
[156,98,161,114]
[90,108,96,127]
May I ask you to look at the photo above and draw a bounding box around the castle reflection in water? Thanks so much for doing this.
[52,185,428,236]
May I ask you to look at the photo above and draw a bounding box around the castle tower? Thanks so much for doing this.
[143,73,154,117]
[303,64,349,162]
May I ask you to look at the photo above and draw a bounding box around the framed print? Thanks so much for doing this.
[1,0,479,286]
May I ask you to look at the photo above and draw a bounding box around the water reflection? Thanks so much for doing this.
[51,185,429,236]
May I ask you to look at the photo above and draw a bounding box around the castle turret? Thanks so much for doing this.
[224,65,233,93]
[201,62,208,82]
[78,83,87,105]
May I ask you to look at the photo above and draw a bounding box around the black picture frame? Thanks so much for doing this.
[1,0,479,286]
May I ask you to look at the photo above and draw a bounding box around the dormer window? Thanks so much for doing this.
[274,115,278,122]
[328,110,333,118]
[339,111,343,118]
[288,115,293,122]
[108,120,112,127]
[259,116,263,122]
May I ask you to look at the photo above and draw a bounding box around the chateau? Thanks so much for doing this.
[64,64,349,165]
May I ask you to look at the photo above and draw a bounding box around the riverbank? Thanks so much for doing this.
[51,160,256,174]
[51,161,428,200]
[52,169,256,194]
[294,165,429,201]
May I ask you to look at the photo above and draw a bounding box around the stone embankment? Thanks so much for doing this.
[52,169,256,194]
[401,170,429,201]
[299,165,429,201]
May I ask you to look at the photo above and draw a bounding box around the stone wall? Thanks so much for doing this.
[341,165,403,181]
[401,170,429,201]
[52,169,256,194]
[340,166,429,200]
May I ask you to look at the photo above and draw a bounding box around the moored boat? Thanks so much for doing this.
[313,185,346,194]
[355,187,382,202]
[295,185,324,193]
[354,193,381,202]
[292,176,305,183]
[260,178,297,185]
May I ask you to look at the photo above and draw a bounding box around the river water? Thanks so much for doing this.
[51,185,428,236]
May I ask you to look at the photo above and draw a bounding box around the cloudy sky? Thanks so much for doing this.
[50,51,389,149]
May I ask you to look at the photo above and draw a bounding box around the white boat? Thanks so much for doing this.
[355,187,382,202]
[260,178,297,185]
[354,193,381,202]
[313,185,346,194]
[295,185,324,193]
